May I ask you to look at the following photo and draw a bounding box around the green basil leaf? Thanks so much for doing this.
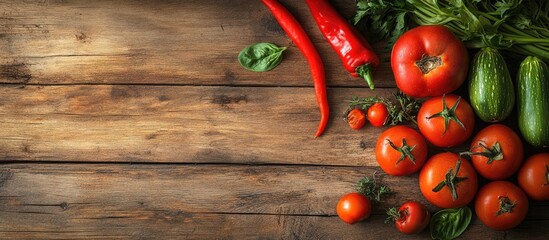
[430,207,472,240]
[238,43,287,72]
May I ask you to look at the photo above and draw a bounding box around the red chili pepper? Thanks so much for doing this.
[305,0,380,90]
[261,0,329,138]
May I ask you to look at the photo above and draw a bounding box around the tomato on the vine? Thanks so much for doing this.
[336,192,371,224]
[368,102,389,127]
[419,152,478,208]
[376,126,428,176]
[347,109,367,130]
[517,153,549,201]
[469,124,523,180]
[386,201,430,234]
[475,181,529,230]
[391,25,468,98]
[417,94,475,147]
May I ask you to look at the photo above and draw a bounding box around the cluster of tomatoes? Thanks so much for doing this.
[338,25,549,234]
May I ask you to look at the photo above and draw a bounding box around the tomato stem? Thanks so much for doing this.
[415,55,442,74]
[432,158,468,200]
[496,196,517,216]
[386,138,417,165]
[426,95,466,134]
[463,141,504,164]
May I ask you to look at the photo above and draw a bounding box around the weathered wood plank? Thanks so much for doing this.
[0,85,394,165]
[0,0,394,87]
[1,164,546,239]
[0,213,515,240]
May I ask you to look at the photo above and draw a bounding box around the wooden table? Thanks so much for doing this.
[1,0,547,239]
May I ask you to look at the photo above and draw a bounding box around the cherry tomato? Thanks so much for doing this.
[376,126,428,176]
[388,201,430,234]
[417,94,475,147]
[336,192,371,224]
[469,124,523,180]
[391,25,468,98]
[347,109,367,130]
[367,102,389,127]
[419,152,478,208]
[517,153,549,201]
[475,181,529,230]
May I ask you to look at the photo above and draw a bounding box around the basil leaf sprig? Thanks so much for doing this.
[430,207,472,240]
[238,43,287,72]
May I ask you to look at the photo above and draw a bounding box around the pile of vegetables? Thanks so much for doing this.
[342,0,549,238]
[239,0,548,238]
[354,0,549,62]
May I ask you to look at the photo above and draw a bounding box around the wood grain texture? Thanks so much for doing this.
[0,0,394,87]
[1,0,548,239]
[0,85,394,165]
[4,163,546,239]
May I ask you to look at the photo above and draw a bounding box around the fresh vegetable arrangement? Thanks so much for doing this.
[342,0,548,235]
[240,0,548,237]
[354,0,549,62]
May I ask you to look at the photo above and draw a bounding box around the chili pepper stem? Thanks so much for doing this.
[356,64,375,90]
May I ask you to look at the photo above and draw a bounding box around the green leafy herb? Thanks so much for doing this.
[238,43,287,72]
[430,207,472,240]
[357,172,392,202]
[347,91,421,125]
[354,0,549,61]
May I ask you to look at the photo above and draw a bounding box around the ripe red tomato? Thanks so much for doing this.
[517,153,549,201]
[336,192,371,224]
[469,124,523,180]
[417,94,475,147]
[419,152,478,208]
[391,25,468,98]
[388,201,430,235]
[376,126,428,176]
[475,181,529,230]
[347,109,367,130]
[367,102,389,127]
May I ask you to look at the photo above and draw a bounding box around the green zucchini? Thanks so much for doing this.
[517,56,549,148]
[468,47,514,122]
